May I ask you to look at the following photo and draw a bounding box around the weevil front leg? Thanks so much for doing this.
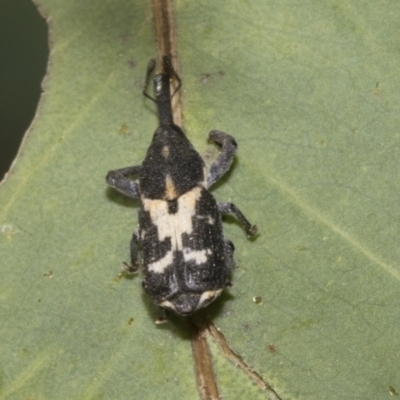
[123,229,140,274]
[207,130,238,188]
[106,165,141,198]
[218,202,258,238]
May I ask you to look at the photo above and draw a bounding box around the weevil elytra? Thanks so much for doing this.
[106,56,257,317]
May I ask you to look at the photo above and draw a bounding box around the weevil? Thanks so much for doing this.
[106,56,257,317]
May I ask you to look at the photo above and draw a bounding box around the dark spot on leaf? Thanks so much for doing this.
[268,344,277,353]
[389,385,399,396]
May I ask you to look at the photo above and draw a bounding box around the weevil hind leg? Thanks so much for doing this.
[206,130,238,188]
[155,309,170,324]
[122,230,140,274]
[106,165,141,198]
[218,202,258,238]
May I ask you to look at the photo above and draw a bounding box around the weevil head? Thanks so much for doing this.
[159,289,223,316]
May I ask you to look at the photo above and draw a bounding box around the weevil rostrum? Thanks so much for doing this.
[106,56,257,317]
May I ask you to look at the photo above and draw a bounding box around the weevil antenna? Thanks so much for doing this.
[143,58,157,103]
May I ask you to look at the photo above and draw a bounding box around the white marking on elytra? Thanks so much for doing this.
[197,289,223,309]
[165,174,177,200]
[183,248,211,265]
[159,300,176,311]
[202,167,208,188]
[143,187,203,273]
[198,215,215,225]
[159,289,223,312]
[161,145,170,158]
[148,250,173,273]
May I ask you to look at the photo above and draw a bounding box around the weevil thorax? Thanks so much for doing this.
[139,73,206,201]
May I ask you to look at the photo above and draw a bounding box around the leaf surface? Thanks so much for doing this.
[1,1,400,399]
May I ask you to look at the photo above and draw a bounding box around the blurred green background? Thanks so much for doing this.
[0,0,48,180]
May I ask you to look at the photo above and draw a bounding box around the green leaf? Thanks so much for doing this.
[1,0,400,399]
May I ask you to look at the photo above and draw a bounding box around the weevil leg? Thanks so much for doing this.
[218,202,258,238]
[122,229,140,273]
[143,58,157,103]
[155,308,170,324]
[108,165,142,176]
[106,165,141,198]
[207,130,238,188]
